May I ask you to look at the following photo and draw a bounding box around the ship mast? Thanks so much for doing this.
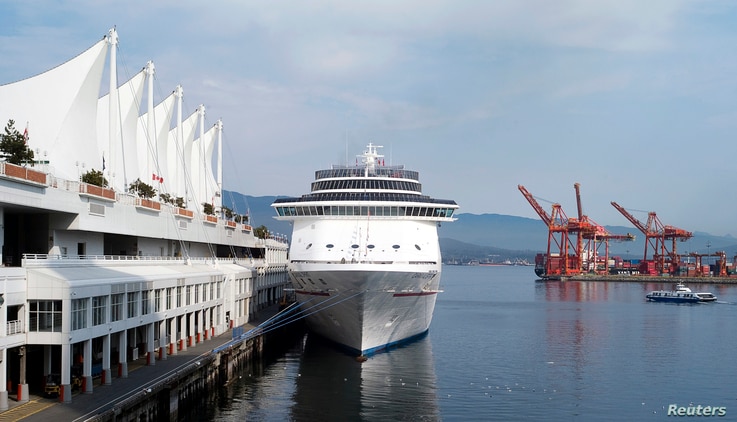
[359,142,384,176]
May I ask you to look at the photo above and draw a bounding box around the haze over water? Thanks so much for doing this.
[198,265,737,421]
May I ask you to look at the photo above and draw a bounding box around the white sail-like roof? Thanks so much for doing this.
[139,92,176,193]
[0,30,224,216]
[175,110,201,203]
[190,124,219,208]
[97,69,146,191]
[0,38,108,180]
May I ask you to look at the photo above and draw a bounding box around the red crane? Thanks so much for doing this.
[610,202,693,275]
[572,183,634,274]
[518,185,580,278]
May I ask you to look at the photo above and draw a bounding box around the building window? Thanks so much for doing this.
[111,294,123,321]
[217,281,222,299]
[127,292,138,318]
[209,283,214,302]
[93,296,107,326]
[71,298,87,331]
[194,285,199,304]
[142,290,150,315]
[186,286,191,306]
[155,289,162,312]
[166,288,173,310]
[29,300,62,332]
[176,287,182,307]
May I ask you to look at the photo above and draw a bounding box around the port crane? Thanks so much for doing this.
[572,183,634,274]
[518,185,580,278]
[610,202,693,275]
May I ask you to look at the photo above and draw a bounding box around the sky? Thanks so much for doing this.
[1,1,736,235]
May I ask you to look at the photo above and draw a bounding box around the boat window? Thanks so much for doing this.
[306,243,312,250]
[326,244,334,249]
[367,244,375,249]
[351,244,359,249]
[415,244,421,250]
[392,245,400,249]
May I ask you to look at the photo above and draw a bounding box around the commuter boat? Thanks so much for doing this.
[646,283,717,303]
[272,144,459,356]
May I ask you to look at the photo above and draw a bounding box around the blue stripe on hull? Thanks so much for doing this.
[313,328,430,357]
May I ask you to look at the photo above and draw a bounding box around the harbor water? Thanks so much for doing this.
[198,265,737,421]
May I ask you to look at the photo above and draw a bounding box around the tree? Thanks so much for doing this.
[254,225,269,239]
[129,178,156,199]
[81,169,108,187]
[0,120,35,165]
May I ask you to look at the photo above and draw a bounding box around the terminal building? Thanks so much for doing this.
[0,27,289,408]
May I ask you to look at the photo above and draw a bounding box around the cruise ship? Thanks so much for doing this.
[272,144,458,356]
[0,28,288,408]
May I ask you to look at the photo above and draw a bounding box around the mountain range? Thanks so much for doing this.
[222,191,737,264]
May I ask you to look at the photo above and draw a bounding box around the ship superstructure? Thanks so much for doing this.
[272,143,458,355]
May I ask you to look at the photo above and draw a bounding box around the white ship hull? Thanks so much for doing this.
[289,262,441,355]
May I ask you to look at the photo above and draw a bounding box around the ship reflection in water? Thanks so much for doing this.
[291,333,440,421]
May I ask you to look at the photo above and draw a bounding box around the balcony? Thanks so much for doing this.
[7,320,23,335]
[204,215,218,225]
[225,220,237,229]
[242,224,253,232]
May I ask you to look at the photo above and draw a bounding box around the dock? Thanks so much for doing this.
[0,304,300,421]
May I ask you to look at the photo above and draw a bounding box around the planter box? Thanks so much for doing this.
[175,207,194,219]
[242,224,253,232]
[204,215,218,225]
[0,162,47,187]
[135,198,161,212]
[79,183,116,202]
[225,220,237,229]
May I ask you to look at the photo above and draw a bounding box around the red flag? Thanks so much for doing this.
[152,173,157,180]
[23,122,29,144]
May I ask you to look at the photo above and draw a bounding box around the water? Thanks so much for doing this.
[202,266,737,421]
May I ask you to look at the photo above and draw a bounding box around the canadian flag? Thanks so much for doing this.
[152,173,164,183]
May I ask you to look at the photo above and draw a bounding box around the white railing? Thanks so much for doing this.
[7,320,23,335]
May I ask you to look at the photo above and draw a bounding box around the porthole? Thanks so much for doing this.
[392,244,400,249]
[415,244,421,250]
[326,243,334,249]
[351,244,359,249]
[306,243,313,250]
[367,244,375,249]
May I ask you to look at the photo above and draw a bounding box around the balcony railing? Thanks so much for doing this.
[7,320,23,335]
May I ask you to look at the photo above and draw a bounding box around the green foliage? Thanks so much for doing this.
[222,206,234,219]
[202,202,214,215]
[129,178,156,199]
[254,225,269,239]
[160,193,185,208]
[0,120,35,165]
[81,169,108,187]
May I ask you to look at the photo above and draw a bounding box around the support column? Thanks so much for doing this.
[60,344,71,403]
[83,339,93,394]
[0,348,8,411]
[17,346,27,403]
[159,320,168,361]
[204,308,210,341]
[146,322,155,366]
[179,315,187,351]
[102,333,111,385]
[169,317,178,355]
[118,329,128,378]
[187,313,194,347]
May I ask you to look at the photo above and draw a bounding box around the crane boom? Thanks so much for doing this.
[610,201,648,234]
[518,185,552,226]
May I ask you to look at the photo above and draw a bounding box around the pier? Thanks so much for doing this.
[0,304,302,422]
